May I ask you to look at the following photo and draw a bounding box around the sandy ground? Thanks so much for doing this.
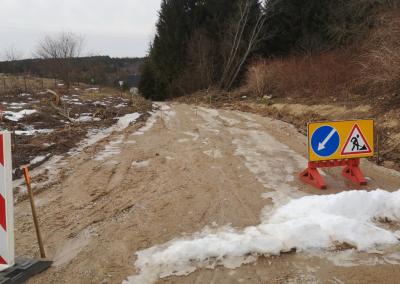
[13,103,400,283]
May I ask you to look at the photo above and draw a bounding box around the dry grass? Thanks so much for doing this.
[244,52,359,99]
[0,74,94,95]
[359,9,400,92]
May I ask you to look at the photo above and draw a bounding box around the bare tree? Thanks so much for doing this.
[35,32,84,88]
[219,0,266,90]
[3,46,22,62]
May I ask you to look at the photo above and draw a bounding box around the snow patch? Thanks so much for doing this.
[15,128,53,136]
[30,155,49,165]
[124,190,400,284]
[4,109,37,121]
[72,113,141,154]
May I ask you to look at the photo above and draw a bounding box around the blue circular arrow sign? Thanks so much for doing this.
[311,126,340,157]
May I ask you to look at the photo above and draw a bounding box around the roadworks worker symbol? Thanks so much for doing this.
[308,120,374,162]
[341,124,372,155]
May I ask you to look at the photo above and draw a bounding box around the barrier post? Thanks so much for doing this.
[0,132,15,271]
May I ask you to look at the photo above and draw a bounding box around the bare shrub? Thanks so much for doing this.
[245,52,358,98]
[245,59,282,97]
[359,10,400,91]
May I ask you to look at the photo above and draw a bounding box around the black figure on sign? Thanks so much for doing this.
[351,135,367,151]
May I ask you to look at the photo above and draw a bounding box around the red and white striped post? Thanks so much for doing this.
[0,132,14,271]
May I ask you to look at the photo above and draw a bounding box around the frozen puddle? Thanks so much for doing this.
[124,190,400,284]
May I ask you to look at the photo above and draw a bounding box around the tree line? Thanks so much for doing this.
[1,32,143,88]
[140,0,395,100]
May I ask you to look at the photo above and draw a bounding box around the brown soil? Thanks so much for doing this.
[12,103,400,284]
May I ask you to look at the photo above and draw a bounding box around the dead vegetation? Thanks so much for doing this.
[359,9,400,97]
[0,77,152,178]
[244,52,358,99]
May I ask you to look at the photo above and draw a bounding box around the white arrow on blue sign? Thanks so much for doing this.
[311,125,340,157]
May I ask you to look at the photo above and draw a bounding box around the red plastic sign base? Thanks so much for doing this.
[299,158,367,190]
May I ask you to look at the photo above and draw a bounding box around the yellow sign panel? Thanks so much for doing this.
[308,120,374,162]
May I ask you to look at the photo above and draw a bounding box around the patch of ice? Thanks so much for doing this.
[132,160,150,168]
[219,115,240,126]
[245,122,262,128]
[86,87,99,91]
[124,189,400,284]
[183,132,199,141]
[203,149,223,158]
[71,113,141,154]
[4,109,37,121]
[95,135,123,161]
[133,112,158,136]
[229,127,307,205]
[117,113,141,130]
[30,155,49,165]
[77,114,101,123]
[197,107,222,129]
[6,102,28,109]
[13,155,66,196]
[93,101,107,106]
[235,112,256,122]
[158,103,176,122]
[15,128,53,136]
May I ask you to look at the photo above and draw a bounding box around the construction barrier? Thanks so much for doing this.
[0,132,14,271]
[300,120,374,189]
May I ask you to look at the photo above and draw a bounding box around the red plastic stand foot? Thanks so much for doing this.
[299,166,327,190]
[342,159,367,185]
[299,159,367,189]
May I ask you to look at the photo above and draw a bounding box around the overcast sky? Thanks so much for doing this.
[0,0,161,60]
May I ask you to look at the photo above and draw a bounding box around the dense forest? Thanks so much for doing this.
[0,56,143,87]
[140,0,398,100]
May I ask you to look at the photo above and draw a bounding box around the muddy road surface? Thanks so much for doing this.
[14,103,400,283]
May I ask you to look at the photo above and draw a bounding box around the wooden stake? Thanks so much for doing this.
[22,166,46,258]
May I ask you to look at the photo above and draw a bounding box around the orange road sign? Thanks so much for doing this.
[308,120,374,162]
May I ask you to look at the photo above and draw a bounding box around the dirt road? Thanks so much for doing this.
[14,103,400,283]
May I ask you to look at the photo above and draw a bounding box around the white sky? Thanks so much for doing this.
[0,0,161,59]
